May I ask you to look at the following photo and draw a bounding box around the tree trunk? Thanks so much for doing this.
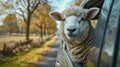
[41,24,43,41]
[26,1,31,40]
[9,30,12,35]
[26,16,31,40]
[44,23,46,37]
[47,28,49,36]
[26,23,30,40]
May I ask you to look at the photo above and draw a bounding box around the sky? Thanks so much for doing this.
[0,0,75,25]
[48,0,75,29]
[48,0,75,12]
[0,0,9,25]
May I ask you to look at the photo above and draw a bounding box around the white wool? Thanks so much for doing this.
[49,5,99,63]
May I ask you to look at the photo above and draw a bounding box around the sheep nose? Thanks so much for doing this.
[67,28,76,33]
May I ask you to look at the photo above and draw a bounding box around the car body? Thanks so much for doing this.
[56,0,120,67]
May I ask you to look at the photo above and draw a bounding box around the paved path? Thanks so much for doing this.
[36,39,60,67]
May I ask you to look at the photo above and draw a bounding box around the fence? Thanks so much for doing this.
[2,39,33,56]
[0,34,55,56]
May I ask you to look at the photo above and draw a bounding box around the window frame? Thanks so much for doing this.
[112,11,120,67]
[95,0,115,67]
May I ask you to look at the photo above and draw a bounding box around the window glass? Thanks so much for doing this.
[87,0,113,66]
[115,0,120,67]
[94,0,113,47]
[117,38,120,67]
[100,0,120,67]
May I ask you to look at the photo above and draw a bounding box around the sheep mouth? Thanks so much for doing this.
[68,33,77,37]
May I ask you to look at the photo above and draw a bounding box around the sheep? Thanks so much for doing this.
[49,6,99,65]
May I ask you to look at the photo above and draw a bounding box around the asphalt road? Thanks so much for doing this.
[35,39,60,67]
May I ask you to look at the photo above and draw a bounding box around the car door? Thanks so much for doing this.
[87,0,120,67]
[56,42,74,67]
[98,0,120,67]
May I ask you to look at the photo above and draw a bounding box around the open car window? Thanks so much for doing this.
[96,0,120,67]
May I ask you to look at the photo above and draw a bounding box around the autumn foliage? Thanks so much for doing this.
[3,14,19,35]
[0,0,57,38]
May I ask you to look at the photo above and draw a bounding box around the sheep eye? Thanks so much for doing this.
[63,18,65,21]
[79,18,86,24]
[81,18,86,21]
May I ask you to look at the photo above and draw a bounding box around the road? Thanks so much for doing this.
[35,39,61,67]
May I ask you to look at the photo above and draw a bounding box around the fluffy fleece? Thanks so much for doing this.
[49,6,99,63]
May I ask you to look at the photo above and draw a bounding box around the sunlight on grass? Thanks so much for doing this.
[43,36,58,47]
[0,36,58,67]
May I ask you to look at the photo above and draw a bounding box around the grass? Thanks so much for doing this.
[0,36,58,67]
[0,35,39,50]
[0,35,39,42]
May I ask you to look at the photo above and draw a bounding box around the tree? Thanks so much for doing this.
[3,14,19,35]
[33,2,56,40]
[75,0,82,5]
[45,17,57,35]
[11,0,47,40]
[0,25,5,34]
[30,19,39,34]
[34,16,44,41]
[17,18,26,35]
[0,0,56,38]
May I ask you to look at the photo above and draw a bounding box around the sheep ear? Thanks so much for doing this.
[86,7,99,19]
[49,12,63,21]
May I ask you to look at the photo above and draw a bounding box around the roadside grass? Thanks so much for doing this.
[0,36,58,67]
[0,35,39,50]
[0,35,39,42]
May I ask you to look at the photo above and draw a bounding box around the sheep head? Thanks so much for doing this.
[49,6,99,40]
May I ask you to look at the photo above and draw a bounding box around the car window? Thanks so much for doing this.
[86,0,113,66]
[94,0,113,48]
[99,0,120,67]
[116,29,120,67]
[116,16,120,67]
[115,1,120,67]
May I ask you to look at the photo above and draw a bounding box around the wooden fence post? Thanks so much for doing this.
[3,43,6,55]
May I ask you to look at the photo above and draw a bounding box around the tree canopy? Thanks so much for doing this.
[0,0,57,38]
[3,14,19,35]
